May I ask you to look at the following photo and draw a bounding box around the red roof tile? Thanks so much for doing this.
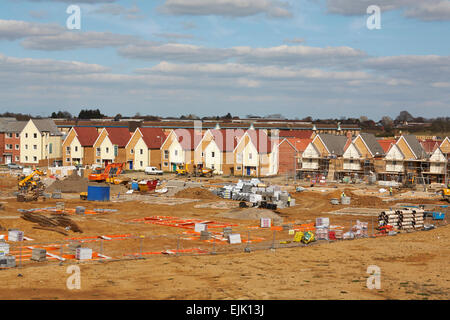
[139,128,166,149]
[420,139,441,154]
[247,130,273,153]
[279,130,313,139]
[283,138,312,152]
[105,127,132,147]
[73,127,99,146]
[174,129,203,150]
[377,139,397,153]
[210,129,245,152]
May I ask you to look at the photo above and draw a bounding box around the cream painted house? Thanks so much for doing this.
[342,142,362,171]
[429,147,447,174]
[233,130,278,176]
[62,127,99,166]
[160,129,203,172]
[301,142,321,170]
[20,119,63,166]
[125,127,166,170]
[385,144,405,173]
[93,127,131,166]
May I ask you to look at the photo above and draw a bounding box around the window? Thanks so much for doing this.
[249,153,252,160]
[114,145,118,157]
[49,143,52,154]
[66,146,70,154]
[96,159,101,163]
[236,166,242,171]
[211,152,215,158]
[15,133,19,138]
[33,156,37,162]
[140,161,143,167]
[15,156,19,161]
[15,144,19,150]
[7,133,12,138]
[164,150,169,159]
[211,164,215,169]
[25,156,28,161]
[74,146,78,152]
[140,149,143,155]
[164,162,168,167]
[237,153,242,163]
[96,148,101,156]
[201,152,204,157]
[130,149,134,154]
[25,133,28,138]
[174,150,178,156]
[66,158,70,162]
[25,144,28,150]
[33,133,37,138]
[33,145,37,150]
[106,147,109,153]
[5,144,11,150]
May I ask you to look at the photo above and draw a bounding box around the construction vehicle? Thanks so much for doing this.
[441,187,450,202]
[176,162,213,177]
[17,169,46,202]
[88,163,128,184]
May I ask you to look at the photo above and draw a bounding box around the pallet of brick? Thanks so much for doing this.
[200,231,211,240]
[0,255,16,268]
[315,227,329,240]
[76,248,92,260]
[8,230,24,242]
[0,242,9,256]
[31,248,47,262]
[260,218,271,228]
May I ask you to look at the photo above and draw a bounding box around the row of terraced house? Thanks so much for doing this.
[0,118,448,183]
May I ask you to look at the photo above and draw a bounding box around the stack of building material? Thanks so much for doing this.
[0,241,9,256]
[0,255,16,268]
[8,230,24,242]
[315,217,330,240]
[260,218,271,228]
[412,209,424,229]
[76,247,92,260]
[329,226,344,240]
[223,227,232,239]
[352,220,368,238]
[378,210,399,228]
[398,210,414,230]
[200,231,211,240]
[68,242,81,253]
[31,248,47,262]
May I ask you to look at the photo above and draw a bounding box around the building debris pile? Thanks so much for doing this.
[213,179,294,209]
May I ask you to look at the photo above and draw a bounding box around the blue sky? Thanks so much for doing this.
[0,0,449,119]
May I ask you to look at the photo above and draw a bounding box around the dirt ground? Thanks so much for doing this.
[0,173,449,300]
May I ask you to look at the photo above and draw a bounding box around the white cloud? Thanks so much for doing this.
[160,0,293,18]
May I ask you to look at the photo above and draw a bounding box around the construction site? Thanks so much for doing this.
[0,164,449,300]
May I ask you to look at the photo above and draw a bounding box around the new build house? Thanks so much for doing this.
[300,133,348,180]
[0,118,26,165]
[337,133,385,179]
[195,129,245,175]
[62,127,99,166]
[278,137,312,175]
[125,127,166,170]
[160,129,203,172]
[93,127,131,166]
[233,129,278,177]
[20,119,63,166]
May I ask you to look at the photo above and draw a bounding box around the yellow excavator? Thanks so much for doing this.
[17,169,45,202]
[176,162,213,177]
[442,185,450,202]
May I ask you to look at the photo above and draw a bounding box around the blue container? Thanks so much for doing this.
[87,185,110,201]
[432,212,445,220]
[131,182,139,191]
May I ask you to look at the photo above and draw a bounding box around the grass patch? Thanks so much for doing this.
[417,293,430,296]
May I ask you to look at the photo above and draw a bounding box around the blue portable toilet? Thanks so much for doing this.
[87,185,110,201]
[131,182,139,191]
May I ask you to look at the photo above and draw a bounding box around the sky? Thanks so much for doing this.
[0,0,449,120]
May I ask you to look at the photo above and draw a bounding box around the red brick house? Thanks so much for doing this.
[0,119,27,164]
[278,138,312,175]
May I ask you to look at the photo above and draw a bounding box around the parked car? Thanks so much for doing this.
[7,163,23,170]
[144,166,163,175]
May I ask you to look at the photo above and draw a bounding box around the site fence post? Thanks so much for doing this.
[271,231,276,250]
[139,236,143,259]
[19,240,22,269]
[100,238,104,262]
[60,242,64,263]
[176,234,180,256]
[212,235,216,255]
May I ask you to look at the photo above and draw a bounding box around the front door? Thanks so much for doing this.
[129,161,133,170]
[5,155,12,164]
[172,163,177,172]
[246,166,251,176]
